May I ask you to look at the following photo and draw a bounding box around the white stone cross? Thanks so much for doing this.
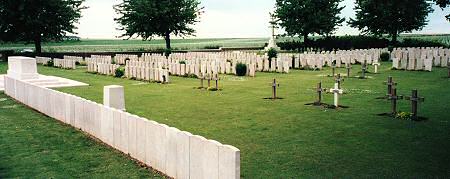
[329,82,343,107]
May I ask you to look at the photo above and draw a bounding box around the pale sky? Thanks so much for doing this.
[76,0,450,39]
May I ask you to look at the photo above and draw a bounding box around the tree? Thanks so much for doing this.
[0,0,85,54]
[433,0,449,21]
[114,0,202,51]
[349,0,433,44]
[274,0,345,44]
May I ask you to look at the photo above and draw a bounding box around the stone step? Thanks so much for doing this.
[30,81,70,86]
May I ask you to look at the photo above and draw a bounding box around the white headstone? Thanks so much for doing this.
[103,85,126,111]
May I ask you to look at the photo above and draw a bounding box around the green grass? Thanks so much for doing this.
[1,35,449,53]
[0,68,164,178]
[0,38,268,52]
[1,62,450,178]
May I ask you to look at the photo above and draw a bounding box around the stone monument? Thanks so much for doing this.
[265,12,280,51]
[7,56,39,80]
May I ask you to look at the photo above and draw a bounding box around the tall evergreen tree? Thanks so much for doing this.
[114,0,202,50]
[274,0,345,44]
[349,0,433,43]
[0,0,85,54]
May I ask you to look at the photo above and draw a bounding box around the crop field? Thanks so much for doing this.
[1,34,449,53]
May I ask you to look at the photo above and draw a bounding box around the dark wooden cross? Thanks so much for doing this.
[212,74,220,89]
[335,73,344,89]
[346,63,352,78]
[315,82,326,105]
[271,79,280,99]
[360,60,367,79]
[207,74,212,88]
[199,74,206,89]
[404,89,425,120]
[331,61,336,77]
[388,87,403,115]
[383,76,397,97]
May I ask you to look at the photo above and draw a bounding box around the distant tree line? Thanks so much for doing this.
[274,0,448,46]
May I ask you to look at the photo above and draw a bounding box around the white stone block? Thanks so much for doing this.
[135,117,147,162]
[146,121,167,173]
[74,97,84,129]
[127,114,139,158]
[165,127,181,178]
[219,145,240,179]
[101,106,114,146]
[112,109,122,149]
[103,85,126,111]
[119,112,130,154]
[7,56,39,80]
[176,131,192,179]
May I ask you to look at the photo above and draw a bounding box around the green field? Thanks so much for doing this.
[0,38,268,52]
[1,61,449,178]
[1,34,449,53]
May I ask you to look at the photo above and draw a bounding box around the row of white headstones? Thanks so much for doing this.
[392,47,450,71]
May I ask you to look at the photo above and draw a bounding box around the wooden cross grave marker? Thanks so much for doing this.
[360,60,367,79]
[335,73,344,89]
[388,87,403,115]
[378,76,397,99]
[404,89,425,121]
[346,63,352,78]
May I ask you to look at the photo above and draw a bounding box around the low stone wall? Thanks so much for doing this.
[3,76,240,179]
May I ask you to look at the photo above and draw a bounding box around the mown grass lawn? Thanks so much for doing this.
[0,63,164,178]
[1,61,450,178]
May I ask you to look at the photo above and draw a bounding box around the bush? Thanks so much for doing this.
[46,60,54,67]
[235,63,247,76]
[380,52,390,62]
[179,60,186,64]
[204,45,222,49]
[267,48,278,60]
[115,67,125,78]
[75,61,81,65]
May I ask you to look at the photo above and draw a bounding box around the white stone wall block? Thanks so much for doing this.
[135,117,147,162]
[146,120,167,173]
[112,109,122,149]
[219,145,241,179]
[127,114,138,158]
[165,127,181,178]
[190,135,207,179]
[101,106,114,146]
[176,131,192,179]
[119,112,130,154]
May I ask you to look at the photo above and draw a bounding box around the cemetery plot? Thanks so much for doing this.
[2,54,450,178]
[35,61,450,178]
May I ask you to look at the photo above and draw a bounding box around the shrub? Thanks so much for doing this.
[204,45,222,49]
[187,74,198,78]
[115,67,125,78]
[46,60,54,67]
[380,52,390,62]
[235,63,247,76]
[179,60,186,64]
[75,61,81,65]
[267,48,278,60]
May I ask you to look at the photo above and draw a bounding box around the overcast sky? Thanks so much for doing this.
[76,0,450,39]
